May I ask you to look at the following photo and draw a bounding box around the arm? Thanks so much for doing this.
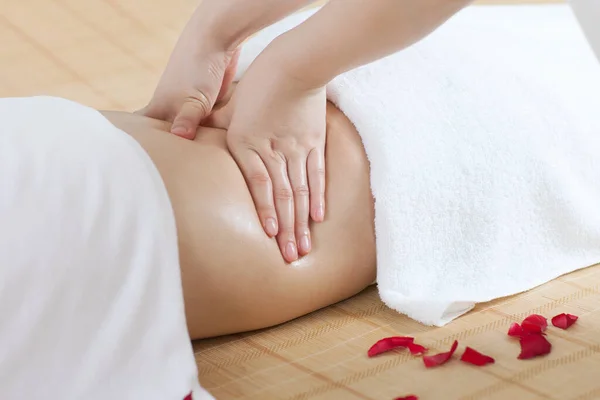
[204,0,472,263]
[191,0,316,50]
[265,0,473,89]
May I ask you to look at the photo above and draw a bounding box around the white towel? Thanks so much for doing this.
[0,97,212,400]
[236,5,600,326]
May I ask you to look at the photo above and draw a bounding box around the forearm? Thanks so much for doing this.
[192,0,316,50]
[270,0,473,88]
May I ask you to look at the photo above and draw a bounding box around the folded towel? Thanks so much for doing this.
[0,97,211,400]
[236,5,600,326]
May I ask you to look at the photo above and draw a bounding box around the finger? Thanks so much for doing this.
[307,147,326,222]
[171,94,212,139]
[288,155,311,256]
[229,143,279,239]
[262,149,297,263]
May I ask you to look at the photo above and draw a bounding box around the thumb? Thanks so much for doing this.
[171,93,212,139]
[202,103,233,130]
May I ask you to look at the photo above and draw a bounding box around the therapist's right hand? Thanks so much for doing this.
[139,28,240,140]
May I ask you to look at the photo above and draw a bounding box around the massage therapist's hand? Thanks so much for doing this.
[138,0,316,138]
[208,49,327,263]
[138,22,240,139]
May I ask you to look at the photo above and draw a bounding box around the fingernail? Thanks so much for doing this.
[286,241,298,261]
[171,125,188,136]
[315,204,325,221]
[299,235,311,254]
[265,218,278,237]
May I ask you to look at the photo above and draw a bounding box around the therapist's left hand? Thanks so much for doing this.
[138,24,240,139]
[207,50,327,263]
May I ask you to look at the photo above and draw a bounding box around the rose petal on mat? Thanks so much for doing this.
[508,322,525,337]
[394,396,418,400]
[423,340,458,368]
[521,314,548,333]
[407,342,428,355]
[551,313,578,330]
[518,333,552,359]
[368,336,415,357]
[460,347,495,366]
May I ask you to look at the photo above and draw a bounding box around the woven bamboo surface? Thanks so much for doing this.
[194,266,600,400]
[6,1,600,400]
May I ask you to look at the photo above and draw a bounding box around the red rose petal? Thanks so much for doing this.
[507,322,524,337]
[184,393,192,400]
[518,333,552,359]
[407,342,428,355]
[423,340,458,368]
[368,336,415,357]
[551,313,578,330]
[394,396,418,400]
[521,314,548,334]
[460,346,495,366]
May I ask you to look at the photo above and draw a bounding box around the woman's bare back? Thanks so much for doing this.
[102,103,376,339]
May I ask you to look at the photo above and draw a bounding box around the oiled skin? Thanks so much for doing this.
[102,102,376,339]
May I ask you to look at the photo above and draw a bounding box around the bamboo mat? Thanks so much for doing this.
[6,1,600,400]
[0,0,200,110]
[195,266,600,400]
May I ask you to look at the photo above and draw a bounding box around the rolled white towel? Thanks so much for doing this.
[236,5,600,326]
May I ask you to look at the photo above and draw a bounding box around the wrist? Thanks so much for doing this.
[261,33,332,91]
